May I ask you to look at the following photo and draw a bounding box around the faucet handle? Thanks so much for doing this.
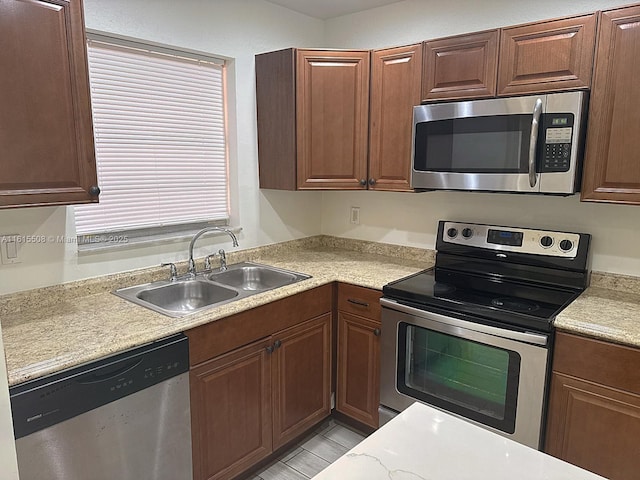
[161,262,178,281]
[204,254,216,270]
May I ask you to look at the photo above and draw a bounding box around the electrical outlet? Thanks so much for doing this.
[1,234,21,265]
[350,207,360,225]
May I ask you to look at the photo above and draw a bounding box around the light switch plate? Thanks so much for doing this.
[1,234,21,264]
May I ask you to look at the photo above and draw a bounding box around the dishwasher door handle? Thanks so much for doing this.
[76,358,143,384]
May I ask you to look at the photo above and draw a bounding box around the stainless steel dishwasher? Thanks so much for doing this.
[9,333,192,480]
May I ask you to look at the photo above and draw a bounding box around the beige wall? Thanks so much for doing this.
[321,0,640,276]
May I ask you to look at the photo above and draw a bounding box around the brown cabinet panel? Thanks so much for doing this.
[422,30,498,101]
[296,50,370,189]
[190,338,273,480]
[272,313,332,449]
[0,0,98,208]
[545,373,640,480]
[336,311,381,428]
[337,283,382,320]
[582,6,640,204]
[498,14,596,95]
[369,44,422,191]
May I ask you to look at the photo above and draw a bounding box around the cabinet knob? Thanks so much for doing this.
[359,179,367,186]
[374,328,381,337]
[273,340,282,350]
[89,185,101,196]
[266,345,274,354]
[368,178,376,186]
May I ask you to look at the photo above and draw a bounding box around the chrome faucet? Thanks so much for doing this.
[204,249,228,271]
[188,227,239,275]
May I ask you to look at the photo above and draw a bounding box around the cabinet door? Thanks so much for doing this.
[581,6,640,204]
[422,30,498,101]
[296,50,370,189]
[498,14,596,96]
[545,373,640,480]
[336,311,381,428]
[369,44,421,192]
[272,313,332,449]
[0,0,98,208]
[190,338,273,480]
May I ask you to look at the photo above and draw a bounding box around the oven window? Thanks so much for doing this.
[414,114,532,173]
[397,323,520,433]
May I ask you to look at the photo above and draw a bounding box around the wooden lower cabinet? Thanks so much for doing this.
[545,332,640,480]
[272,313,332,449]
[336,284,382,429]
[190,338,273,480]
[187,286,332,480]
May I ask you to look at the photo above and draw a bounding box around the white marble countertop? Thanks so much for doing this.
[312,403,606,480]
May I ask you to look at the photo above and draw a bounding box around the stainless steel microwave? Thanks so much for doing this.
[411,91,588,194]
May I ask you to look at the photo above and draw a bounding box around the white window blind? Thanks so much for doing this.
[74,37,229,237]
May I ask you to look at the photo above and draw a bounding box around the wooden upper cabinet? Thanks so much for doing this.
[0,0,98,208]
[581,5,640,204]
[369,44,422,192]
[296,50,370,189]
[256,48,370,190]
[422,30,499,101]
[498,14,597,96]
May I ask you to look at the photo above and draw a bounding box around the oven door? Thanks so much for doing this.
[380,298,550,449]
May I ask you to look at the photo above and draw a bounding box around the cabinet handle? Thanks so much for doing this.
[368,178,376,186]
[89,185,101,196]
[266,345,274,354]
[359,179,367,186]
[347,298,369,308]
[273,340,282,350]
[374,328,381,337]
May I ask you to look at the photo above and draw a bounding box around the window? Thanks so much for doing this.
[74,34,229,248]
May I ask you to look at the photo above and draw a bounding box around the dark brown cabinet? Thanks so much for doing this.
[186,286,332,480]
[545,332,640,480]
[581,5,640,204]
[498,14,597,96]
[336,283,382,429]
[0,0,98,208]
[422,30,499,101]
[369,44,422,191]
[256,48,370,190]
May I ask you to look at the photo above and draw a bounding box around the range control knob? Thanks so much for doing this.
[462,228,474,239]
[447,228,458,238]
[540,236,554,248]
[559,239,574,252]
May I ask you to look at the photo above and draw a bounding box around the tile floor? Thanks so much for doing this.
[252,420,367,479]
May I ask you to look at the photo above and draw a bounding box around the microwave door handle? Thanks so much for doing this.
[529,98,543,188]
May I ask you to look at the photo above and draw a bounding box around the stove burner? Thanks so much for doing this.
[491,297,540,313]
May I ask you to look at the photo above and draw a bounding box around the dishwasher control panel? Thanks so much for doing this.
[9,334,189,439]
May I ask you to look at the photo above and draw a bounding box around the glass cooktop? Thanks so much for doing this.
[382,267,580,333]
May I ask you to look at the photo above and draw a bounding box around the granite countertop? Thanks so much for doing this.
[0,238,431,386]
[554,271,640,348]
[2,236,639,388]
[311,402,605,480]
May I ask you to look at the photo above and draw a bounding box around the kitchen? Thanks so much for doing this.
[1,0,640,479]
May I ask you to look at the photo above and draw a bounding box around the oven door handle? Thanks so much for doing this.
[380,298,548,346]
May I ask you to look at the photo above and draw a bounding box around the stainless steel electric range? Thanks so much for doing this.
[379,220,590,449]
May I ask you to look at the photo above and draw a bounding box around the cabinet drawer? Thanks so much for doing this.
[338,283,382,320]
[553,332,640,394]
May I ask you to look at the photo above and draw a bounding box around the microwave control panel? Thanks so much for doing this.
[541,113,574,173]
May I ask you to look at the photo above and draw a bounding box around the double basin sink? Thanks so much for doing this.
[114,262,311,317]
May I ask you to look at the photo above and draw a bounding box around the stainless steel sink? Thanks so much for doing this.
[114,262,310,317]
[208,263,308,291]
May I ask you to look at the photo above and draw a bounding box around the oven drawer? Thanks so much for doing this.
[338,283,382,320]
